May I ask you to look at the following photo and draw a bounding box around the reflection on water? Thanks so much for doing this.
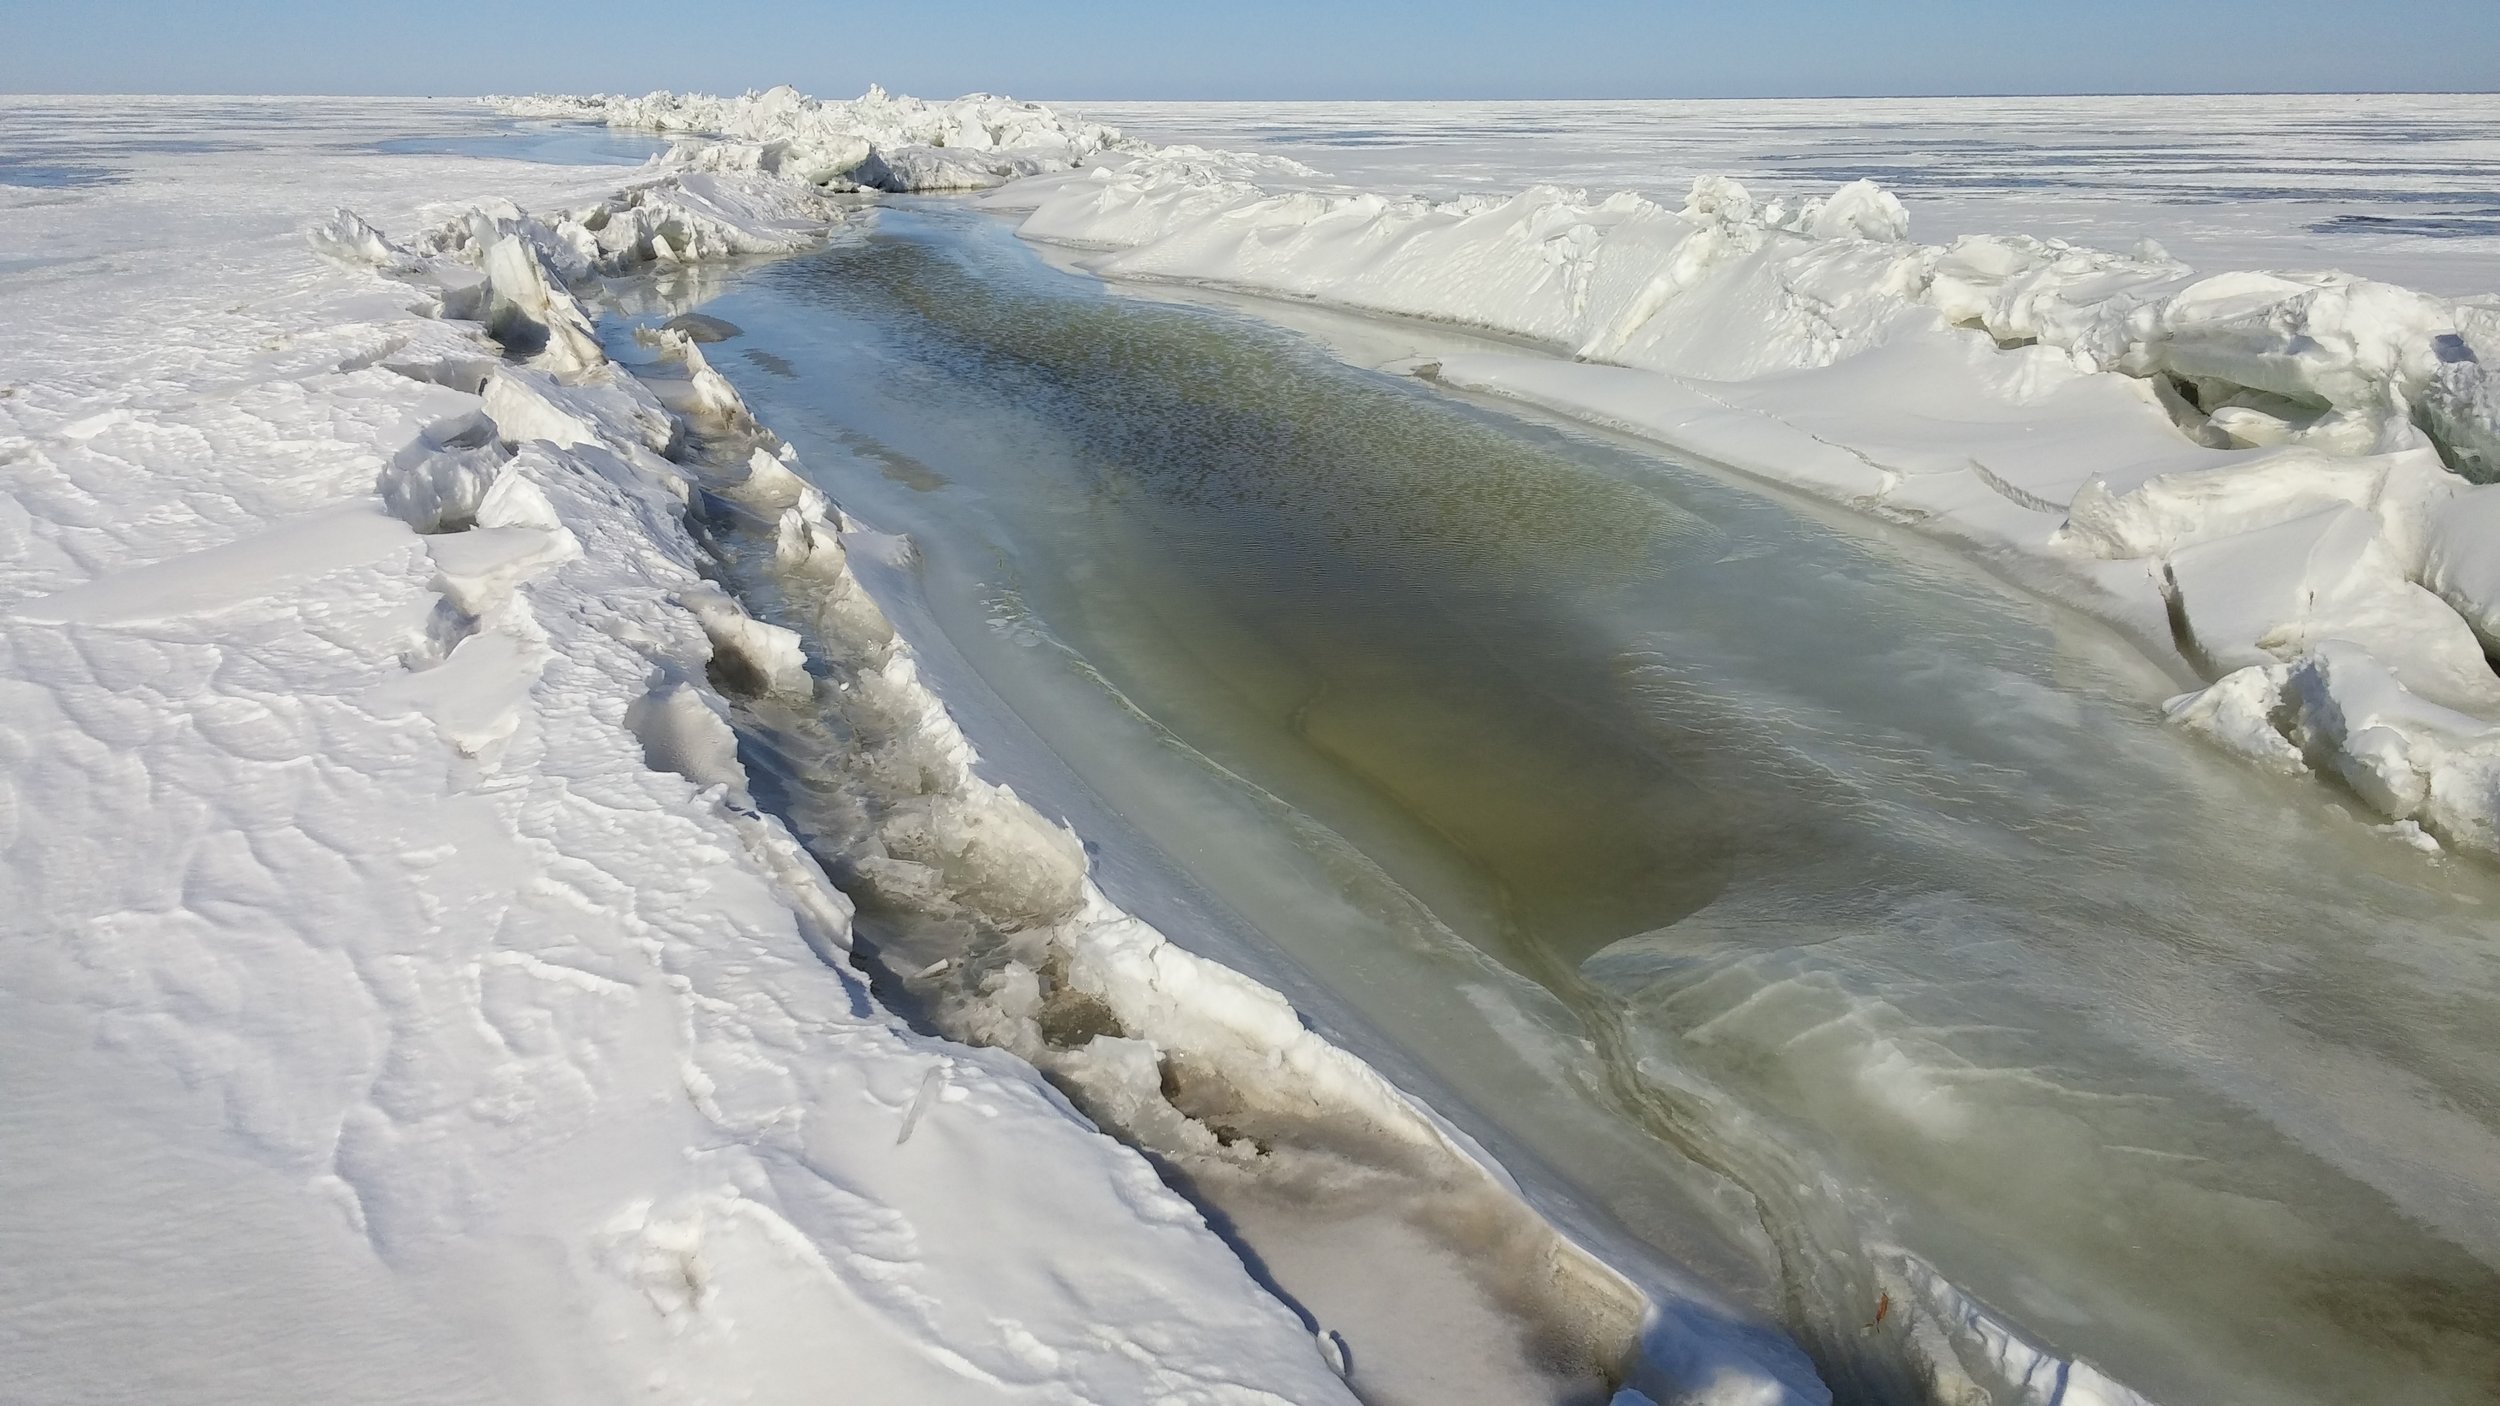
[682,205,2500,1406]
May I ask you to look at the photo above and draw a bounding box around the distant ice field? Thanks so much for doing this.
[0,97,673,201]
[1061,94,2500,295]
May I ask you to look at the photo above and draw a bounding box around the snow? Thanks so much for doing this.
[14,81,2500,1406]
[970,133,2500,861]
[1059,95,2500,297]
[0,98,1374,1406]
[503,85,1126,193]
[3,89,1835,1406]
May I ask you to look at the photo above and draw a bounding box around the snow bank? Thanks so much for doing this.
[4,96,1831,1405]
[989,148,2500,859]
[240,140,1826,1401]
[500,85,1127,193]
[1,140,1360,1400]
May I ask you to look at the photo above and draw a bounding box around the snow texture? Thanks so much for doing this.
[0,99,1367,1406]
[4,91,1831,1406]
[1063,95,2500,297]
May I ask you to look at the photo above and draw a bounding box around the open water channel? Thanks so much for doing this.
[622,202,2500,1406]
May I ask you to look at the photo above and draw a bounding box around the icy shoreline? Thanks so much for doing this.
[4,95,1859,1405]
[992,153,2500,860]
[300,111,1876,1402]
[502,85,2260,1399]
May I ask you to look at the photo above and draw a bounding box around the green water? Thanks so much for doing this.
[661,204,2500,1406]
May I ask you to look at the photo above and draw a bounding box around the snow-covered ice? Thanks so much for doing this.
[0,96,1521,1406]
[1062,95,2500,296]
[12,81,2500,1406]
[503,85,1127,193]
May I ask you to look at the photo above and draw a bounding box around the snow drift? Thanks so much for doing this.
[3,90,1851,1406]
[299,149,1820,1403]
[4,139,1386,1398]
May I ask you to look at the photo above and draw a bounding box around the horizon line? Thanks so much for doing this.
[4,86,2499,103]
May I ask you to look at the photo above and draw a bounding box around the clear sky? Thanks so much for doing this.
[5,0,2496,99]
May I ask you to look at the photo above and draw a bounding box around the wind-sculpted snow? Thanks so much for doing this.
[298,146,1832,1406]
[500,85,1127,193]
[989,149,2500,862]
[0,116,1367,1404]
[1,102,1828,1406]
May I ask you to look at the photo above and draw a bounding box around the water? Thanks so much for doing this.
[663,205,2500,1405]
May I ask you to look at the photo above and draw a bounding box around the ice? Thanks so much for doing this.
[14,82,2500,1406]
[0,98,1379,1406]
[624,320,1770,1403]
[1061,95,2500,296]
[500,85,1125,193]
[2425,480,2500,641]
[658,134,2500,1401]
[443,84,2500,1403]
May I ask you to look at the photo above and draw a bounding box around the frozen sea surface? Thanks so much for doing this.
[0,98,668,300]
[368,123,676,167]
[1063,94,2500,294]
[14,89,2500,1406]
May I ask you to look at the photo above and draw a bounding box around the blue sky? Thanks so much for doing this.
[5,0,2495,98]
